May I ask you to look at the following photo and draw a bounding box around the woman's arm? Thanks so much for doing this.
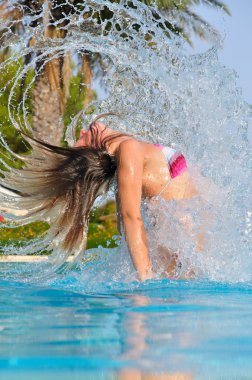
[115,190,122,235]
[116,140,152,281]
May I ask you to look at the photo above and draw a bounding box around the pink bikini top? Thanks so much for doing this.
[154,144,187,179]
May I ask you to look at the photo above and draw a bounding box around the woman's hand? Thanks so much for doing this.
[138,267,154,282]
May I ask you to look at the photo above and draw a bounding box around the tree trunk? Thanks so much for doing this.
[32,16,67,145]
[31,0,66,145]
[63,52,71,101]
[81,54,94,109]
[32,57,64,145]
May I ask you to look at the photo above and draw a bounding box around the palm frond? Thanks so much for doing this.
[199,0,231,16]
[182,0,231,16]
[181,7,220,43]
[152,0,229,44]
[153,0,229,14]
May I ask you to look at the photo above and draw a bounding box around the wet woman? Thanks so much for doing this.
[0,113,198,281]
[73,115,198,281]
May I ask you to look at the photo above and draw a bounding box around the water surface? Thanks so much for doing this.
[1,275,252,379]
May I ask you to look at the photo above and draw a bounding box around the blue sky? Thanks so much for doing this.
[191,1,252,103]
[189,1,252,142]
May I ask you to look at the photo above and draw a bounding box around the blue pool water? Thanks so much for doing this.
[1,274,252,380]
[0,0,252,378]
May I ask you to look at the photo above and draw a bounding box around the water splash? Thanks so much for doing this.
[0,0,251,285]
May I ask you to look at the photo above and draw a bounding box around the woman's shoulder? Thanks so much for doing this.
[117,139,145,163]
[118,138,143,152]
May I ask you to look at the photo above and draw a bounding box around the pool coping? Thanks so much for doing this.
[0,256,74,262]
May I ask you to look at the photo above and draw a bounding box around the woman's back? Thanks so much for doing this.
[115,139,197,201]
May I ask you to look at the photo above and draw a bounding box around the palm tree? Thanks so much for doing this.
[0,0,230,145]
[147,0,231,45]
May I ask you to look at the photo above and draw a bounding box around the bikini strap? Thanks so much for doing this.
[158,177,171,197]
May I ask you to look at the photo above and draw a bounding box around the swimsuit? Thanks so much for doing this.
[154,144,187,196]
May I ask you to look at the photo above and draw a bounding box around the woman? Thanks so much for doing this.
[74,114,198,281]
[0,113,198,281]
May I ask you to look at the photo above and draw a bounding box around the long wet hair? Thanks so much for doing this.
[1,113,129,258]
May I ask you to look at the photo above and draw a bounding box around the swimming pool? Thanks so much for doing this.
[1,274,252,380]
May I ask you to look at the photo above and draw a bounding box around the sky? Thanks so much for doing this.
[189,0,252,142]
[93,2,252,142]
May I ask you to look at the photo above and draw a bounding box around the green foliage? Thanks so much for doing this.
[0,201,118,253]
[0,221,49,251]
[0,56,96,151]
[0,57,34,172]
[88,201,118,248]
[63,70,96,137]
[0,58,33,154]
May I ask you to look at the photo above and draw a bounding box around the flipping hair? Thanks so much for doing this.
[0,114,128,260]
